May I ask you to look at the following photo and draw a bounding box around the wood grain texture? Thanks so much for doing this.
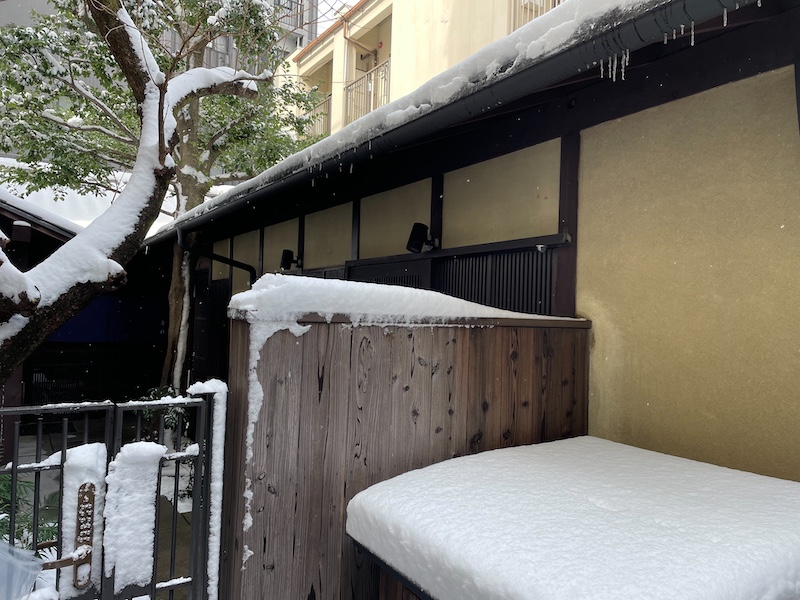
[219,320,249,600]
[223,321,589,599]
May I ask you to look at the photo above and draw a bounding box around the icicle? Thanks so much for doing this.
[621,50,628,81]
[672,29,676,40]
[735,2,739,9]
[311,178,315,187]
[723,8,727,26]
[600,59,604,79]
[612,54,617,82]
[349,164,354,174]
[690,21,695,46]
[663,32,668,44]
[757,0,761,6]
[680,23,685,35]
[368,139,372,150]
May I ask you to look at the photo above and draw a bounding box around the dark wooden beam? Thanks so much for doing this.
[430,174,443,249]
[795,59,800,136]
[553,132,580,317]
[351,197,361,261]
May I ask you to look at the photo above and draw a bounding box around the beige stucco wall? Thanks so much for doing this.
[304,202,352,269]
[577,67,800,481]
[443,139,561,248]
[390,0,509,99]
[292,0,516,134]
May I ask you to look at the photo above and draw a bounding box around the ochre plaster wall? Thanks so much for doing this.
[263,218,299,273]
[443,139,560,248]
[232,229,261,293]
[577,67,800,480]
[360,179,431,258]
[304,203,352,269]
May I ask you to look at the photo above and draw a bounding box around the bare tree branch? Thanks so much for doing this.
[40,110,138,145]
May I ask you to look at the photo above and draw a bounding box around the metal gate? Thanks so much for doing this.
[0,394,216,600]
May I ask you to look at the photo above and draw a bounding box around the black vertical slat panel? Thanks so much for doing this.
[431,248,558,315]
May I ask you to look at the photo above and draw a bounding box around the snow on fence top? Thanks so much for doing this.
[228,273,578,327]
[346,436,800,600]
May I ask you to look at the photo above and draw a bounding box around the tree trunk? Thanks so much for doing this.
[160,240,199,390]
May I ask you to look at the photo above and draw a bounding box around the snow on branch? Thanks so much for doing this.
[0,245,40,322]
[167,66,271,112]
[40,110,138,145]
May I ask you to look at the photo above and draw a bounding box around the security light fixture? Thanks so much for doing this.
[280,249,302,271]
[406,222,438,254]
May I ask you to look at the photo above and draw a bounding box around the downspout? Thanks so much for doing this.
[176,227,258,286]
[343,19,378,67]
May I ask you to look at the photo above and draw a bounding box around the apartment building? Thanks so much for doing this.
[0,0,318,65]
[293,0,559,135]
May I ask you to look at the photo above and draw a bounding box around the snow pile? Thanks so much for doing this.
[187,379,228,600]
[167,0,666,230]
[59,443,107,599]
[347,436,800,600]
[103,441,167,593]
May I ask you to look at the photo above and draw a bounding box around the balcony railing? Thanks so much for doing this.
[305,95,332,137]
[274,0,305,30]
[510,0,563,31]
[344,58,391,125]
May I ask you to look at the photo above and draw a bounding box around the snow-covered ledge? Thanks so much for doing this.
[228,273,586,329]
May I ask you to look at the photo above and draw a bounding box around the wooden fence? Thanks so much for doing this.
[221,316,590,599]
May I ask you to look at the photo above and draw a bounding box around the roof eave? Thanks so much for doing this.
[148,0,756,246]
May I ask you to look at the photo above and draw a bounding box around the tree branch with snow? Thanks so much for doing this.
[0,0,320,386]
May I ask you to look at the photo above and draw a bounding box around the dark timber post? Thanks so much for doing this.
[553,131,580,317]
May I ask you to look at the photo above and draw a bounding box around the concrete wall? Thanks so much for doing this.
[577,67,800,481]
[0,0,51,26]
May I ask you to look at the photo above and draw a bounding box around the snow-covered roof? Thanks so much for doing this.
[0,184,82,239]
[157,0,751,239]
[347,436,800,600]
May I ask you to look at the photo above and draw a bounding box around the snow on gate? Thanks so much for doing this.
[0,381,227,600]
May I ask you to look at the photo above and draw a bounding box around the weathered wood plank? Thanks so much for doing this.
[430,328,462,461]
[389,329,418,477]
[220,320,249,600]
[344,327,391,600]
[485,327,514,451]
[536,328,561,442]
[291,326,327,599]
[465,328,487,454]
[248,329,304,599]
[320,325,352,599]
[511,327,537,446]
